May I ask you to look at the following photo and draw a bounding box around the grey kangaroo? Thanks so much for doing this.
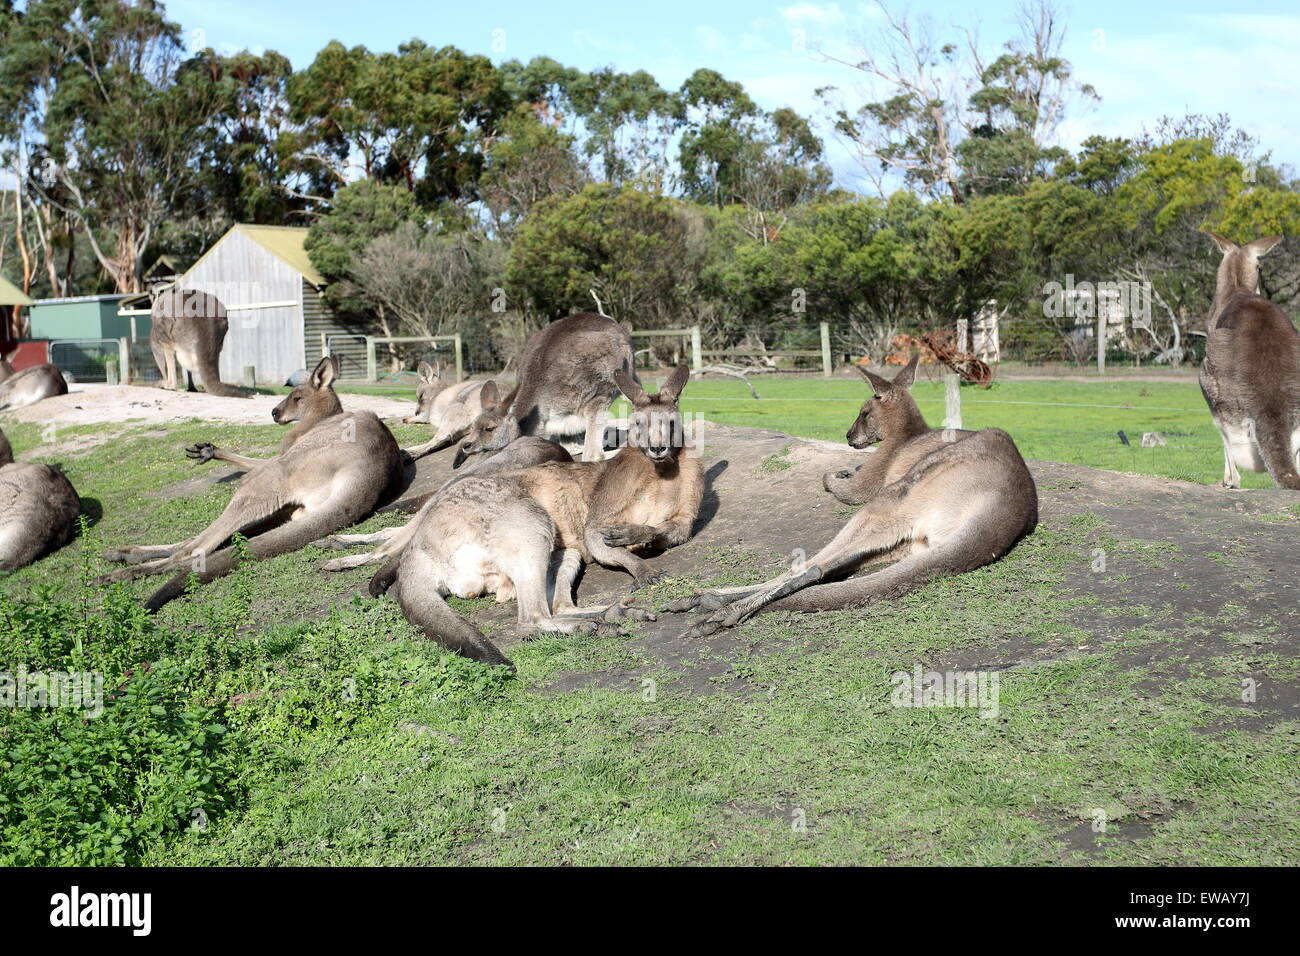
[1199,232,1300,490]
[665,355,1038,637]
[149,286,246,397]
[97,356,404,610]
[402,361,508,460]
[455,312,636,466]
[370,365,704,669]
[0,427,81,572]
[0,347,68,411]
[314,435,573,572]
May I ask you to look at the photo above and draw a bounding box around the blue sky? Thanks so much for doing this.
[93,1,1300,188]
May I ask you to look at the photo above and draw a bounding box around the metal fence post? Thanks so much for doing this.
[820,322,832,377]
[454,333,464,382]
[365,337,377,382]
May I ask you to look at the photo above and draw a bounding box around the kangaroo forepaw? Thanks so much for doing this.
[311,535,352,550]
[186,442,217,464]
[629,569,663,592]
[604,599,655,624]
[684,601,755,639]
[601,523,655,548]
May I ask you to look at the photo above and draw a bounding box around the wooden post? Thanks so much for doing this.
[365,337,377,382]
[105,359,119,385]
[242,365,256,388]
[321,332,330,358]
[943,372,962,430]
[118,337,130,384]
[453,333,464,382]
[1096,310,1106,375]
[690,325,702,373]
[956,318,969,354]
[820,322,832,377]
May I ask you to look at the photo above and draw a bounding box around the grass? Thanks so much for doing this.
[0,376,1295,865]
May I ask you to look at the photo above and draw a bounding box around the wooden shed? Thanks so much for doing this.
[175,224,366,384]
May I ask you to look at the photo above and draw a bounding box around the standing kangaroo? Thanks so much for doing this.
[0,427,81,572]
[149,286,246,397]
[454,312,636,466]
[402,361,508,460]
[1199,232,1300,490]
[97,356,404,610]
[370,365,704,668]
[665,356,1038,637]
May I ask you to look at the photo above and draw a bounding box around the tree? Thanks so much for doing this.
[478,104,587,239]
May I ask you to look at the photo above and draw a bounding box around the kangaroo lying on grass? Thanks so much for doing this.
[314,435,573,572]
[454,312,636,466]
[1199,232,1300,490]
[402,361,508,460]
[369,365,704,669]
[665,355,1038,638]
[97,356,404,611]
[149,286,247,397]
[0,428,81,572]
[0,349,68,411]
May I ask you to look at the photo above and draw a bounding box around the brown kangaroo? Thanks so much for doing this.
[315,435,573,572]
[369,365,704,669]
[149,286,246,397]
[454,312,637,466]
[402,361,509,460]
[664,355,1038,637]
[1200,232,1300,490]
[97,356,405,611]
[0,356,69,411]
[0,427,81,572]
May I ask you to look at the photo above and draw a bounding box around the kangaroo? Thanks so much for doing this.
[454,312,637,467]
[402,361,508,460]
[664,355,1038,638]
[0,427,81,572]
[97,355,405,611]
[369,365,703,668]
[0,361,68,411]
[149,286,246,397]
[1199,232,1300,490]
[0,347,16,382]
[314,436,573,572]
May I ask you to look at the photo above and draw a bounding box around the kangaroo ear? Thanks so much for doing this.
[614,367,650,406]
[310,354,337,389]
[657,365,690,403]
[479,380,499,408]
[857,364,892,394]
[1203,229,1237,255]
[418,361,436,383]
[1247,235,1284,258]
[891,353,920,390]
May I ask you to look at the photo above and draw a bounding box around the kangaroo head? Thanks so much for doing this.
[404,361,443,424]
[848,354,927,449]
[0,347,16,384]
[1205,231,1283,298]
[454,381,519,468]
[273,355,343,426]
[617,365,689,464]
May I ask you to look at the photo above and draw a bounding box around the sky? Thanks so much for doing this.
[27,1,1300,190]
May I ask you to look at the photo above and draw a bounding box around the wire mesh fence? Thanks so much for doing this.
[48,339,122,383]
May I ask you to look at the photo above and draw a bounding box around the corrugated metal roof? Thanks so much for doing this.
[215,224,326,286]
[0,275,34,307]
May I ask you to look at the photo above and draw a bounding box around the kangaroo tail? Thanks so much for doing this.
[391,573,514,670]
[145,506,366,612]
[1255,414,1300,490]
[768,543,983,614]
[197,358,250,398]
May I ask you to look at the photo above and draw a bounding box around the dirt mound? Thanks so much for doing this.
[3,383,413,438]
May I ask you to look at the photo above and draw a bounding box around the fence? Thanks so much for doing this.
[362,335,463,383]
